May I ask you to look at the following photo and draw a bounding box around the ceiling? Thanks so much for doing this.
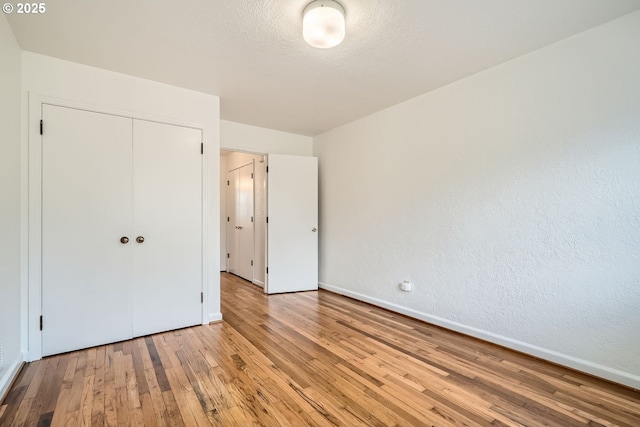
[7,0,640,136]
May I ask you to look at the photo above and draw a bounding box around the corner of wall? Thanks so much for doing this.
[0,9,25,405]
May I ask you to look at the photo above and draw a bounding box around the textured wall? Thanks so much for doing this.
[313,12,640,388]
[0,14,23,397]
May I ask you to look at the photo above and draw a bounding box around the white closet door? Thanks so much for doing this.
[237,163,255,281]
[42,105,133,356]
[227,168,240,275]
[266,154,318,294]
[132,120,202,336]
[227,163,255,281]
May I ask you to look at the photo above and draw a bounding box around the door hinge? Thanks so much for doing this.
[201,143,203,154]
[40,120,43,135]
[40,315,43,331]
[227,216,230,222]
[266,166,269,173]
[227,180,230,185]
[251,260,253,266]
[266,216,269,223]
[200,292,203,303]
[251,216,254,223]
[266,267,269,274]
[251,173,254,179]
[227,253,230,259]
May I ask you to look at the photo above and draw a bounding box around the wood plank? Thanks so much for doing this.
[2,272,638,427]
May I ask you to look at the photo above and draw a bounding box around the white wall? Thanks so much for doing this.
[220,154,228,269]
[0,14,23,400]
[221,120,312,155]
[21,52,222,351]
[313,11,640,389]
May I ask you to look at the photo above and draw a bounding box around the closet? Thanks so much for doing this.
[41,104,203,356]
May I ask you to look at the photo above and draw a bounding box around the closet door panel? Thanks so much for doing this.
[227,168,240,275]
[227,163,254,281]
[41,105,134,356]
[132,120,202,336]
[237,163,255,281]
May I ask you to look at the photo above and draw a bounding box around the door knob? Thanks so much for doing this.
[312,227,317,232]
[237,226,243,230]
[136,236,145,244]
[120,236,129,244]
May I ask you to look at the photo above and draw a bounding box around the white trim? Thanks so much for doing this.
[201,117,211,328]
[209,312,223,323]
[0,352,25,403]
[27,94,210,361]
[319,281,640,390]
[27,93,43,361]
[252,280,265,288]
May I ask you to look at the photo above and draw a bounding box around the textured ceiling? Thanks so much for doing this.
[6,0,640,136]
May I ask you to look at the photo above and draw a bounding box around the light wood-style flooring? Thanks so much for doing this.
[1,272,639,426]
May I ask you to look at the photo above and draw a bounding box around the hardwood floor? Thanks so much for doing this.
[2,272,639,426]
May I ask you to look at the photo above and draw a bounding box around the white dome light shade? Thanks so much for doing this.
[303,0,345,48]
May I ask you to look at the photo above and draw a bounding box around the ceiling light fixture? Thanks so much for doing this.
[302,0,345,49]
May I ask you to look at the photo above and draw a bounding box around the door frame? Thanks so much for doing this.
[26,94,209,361]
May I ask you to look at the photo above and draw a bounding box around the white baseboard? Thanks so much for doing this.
[319,282,640,390]
[252,279,265,288]
[209,312,223,323]
[0,352,25,403]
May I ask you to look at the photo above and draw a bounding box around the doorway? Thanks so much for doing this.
[221,151,266,287]
[220,150,318,294]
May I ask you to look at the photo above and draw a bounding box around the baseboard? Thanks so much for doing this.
[252,279,265,288]
[319,282,640,390]
[0,353,25,404]
[209,312,223,323]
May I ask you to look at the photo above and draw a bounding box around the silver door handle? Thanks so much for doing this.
[120,236,129,244]
[312,227,317,232]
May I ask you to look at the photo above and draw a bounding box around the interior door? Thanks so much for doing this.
[227,168,240,275]
[266,154,318,294]
[42,105,134,356]
[132,120,203,336]
[227,163,254,281]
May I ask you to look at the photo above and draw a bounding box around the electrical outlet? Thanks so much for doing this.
[399,281,412,292]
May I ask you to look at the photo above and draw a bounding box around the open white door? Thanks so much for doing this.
[266,154,318,294]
